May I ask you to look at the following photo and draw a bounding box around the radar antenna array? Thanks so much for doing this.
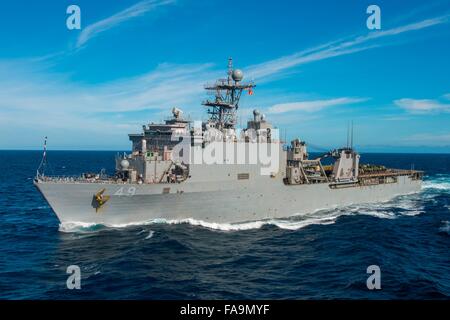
[202,58,255,130]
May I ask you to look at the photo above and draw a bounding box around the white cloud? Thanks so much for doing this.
[0,60,216,145]
[383,115,411,121]
[268,97,367,114]
[246,14,450,81]
[394,98,450,113]
[402,133,450,145]
[0,61,214,112]
[76,0,175,49]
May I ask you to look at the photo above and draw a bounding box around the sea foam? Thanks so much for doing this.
[439,221,450,235]
[58,193,425,233]
[422,175,450,191]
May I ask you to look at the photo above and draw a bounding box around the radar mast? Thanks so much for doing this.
[202,58,255,130]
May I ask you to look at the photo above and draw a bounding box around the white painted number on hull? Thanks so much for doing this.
[114,187,136,196]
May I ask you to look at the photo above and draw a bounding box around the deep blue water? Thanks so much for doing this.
[0,151,449,299]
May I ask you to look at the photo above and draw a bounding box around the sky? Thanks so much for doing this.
[0,0,449,152]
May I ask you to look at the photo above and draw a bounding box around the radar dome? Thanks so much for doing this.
[172,107,183,119]
[232,69,244,81]
[120,159,130,170]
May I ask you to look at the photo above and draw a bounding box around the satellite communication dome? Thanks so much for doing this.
[120,159,130,170]
[172,107,183,119]
[232,69,244,81]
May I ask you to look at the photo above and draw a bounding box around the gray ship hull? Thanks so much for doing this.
[34,174,421,226]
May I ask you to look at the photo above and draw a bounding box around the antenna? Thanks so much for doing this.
[346,122,350,148]
[43,136,47,159]
[350,120,354,149]
[37,136,48,178]
[227,57,233,84]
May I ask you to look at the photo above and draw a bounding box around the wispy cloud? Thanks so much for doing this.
[0,61,215,111]
[76,0,175,49]
[395,96,450,113]
[268,97,367,114]
[383,115,412,121]
[246,14,450,81]
[0,60,215,141]
[402,132,450,145]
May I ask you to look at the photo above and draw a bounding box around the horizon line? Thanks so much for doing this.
[1,148,450,155]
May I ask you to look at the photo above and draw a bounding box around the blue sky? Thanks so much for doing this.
[0,0,449,152]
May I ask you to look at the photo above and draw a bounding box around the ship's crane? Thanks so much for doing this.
[313,148,350,161]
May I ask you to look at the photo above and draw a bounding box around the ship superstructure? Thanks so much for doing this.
[34,59,423,226]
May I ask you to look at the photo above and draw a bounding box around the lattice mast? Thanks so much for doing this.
[202,58,255,130]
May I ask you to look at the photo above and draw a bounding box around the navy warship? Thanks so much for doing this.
[34,59,423,226]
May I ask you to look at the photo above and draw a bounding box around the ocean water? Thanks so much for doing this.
[0,151,449,299]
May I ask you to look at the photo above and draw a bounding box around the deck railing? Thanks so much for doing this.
[35,175,119,184]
